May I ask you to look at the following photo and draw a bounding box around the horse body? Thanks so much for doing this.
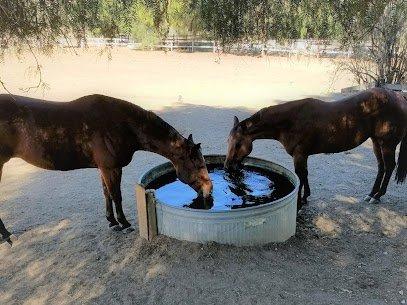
[0,94,212,244]
[253,89,406,155]
[226,88,407,210]
[1,95,141,171]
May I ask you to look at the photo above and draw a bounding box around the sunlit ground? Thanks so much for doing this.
[0,48,354,110]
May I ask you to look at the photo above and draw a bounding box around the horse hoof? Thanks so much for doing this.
[110,224,121,232]
[0,240,12,248]
[121,226,135,234]
[369,197,381,204]
[0,234,17,246]
[363,195,372,202]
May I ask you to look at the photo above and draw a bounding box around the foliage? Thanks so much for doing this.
[92,0,131,38]
[197,0,341,44]
[332,0,407,85]
[1,0,406,88]
[127,2,161,48]
[167,0,204,36]
[0,0,345,52]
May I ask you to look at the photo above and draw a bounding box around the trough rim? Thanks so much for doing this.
[138,154,300,215]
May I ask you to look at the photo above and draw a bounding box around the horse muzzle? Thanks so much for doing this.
[224,159,241,171]
[192,178,213,198]
[200,179,213,198]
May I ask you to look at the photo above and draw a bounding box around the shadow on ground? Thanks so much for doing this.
[0,101,406,305]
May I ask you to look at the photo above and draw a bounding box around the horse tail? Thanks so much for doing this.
[395,133,407,184]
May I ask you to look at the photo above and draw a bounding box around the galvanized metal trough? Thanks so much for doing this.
[135,155,299,246]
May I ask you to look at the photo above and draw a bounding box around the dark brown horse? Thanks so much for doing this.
[0,94,212,245]
[225,88,407,210]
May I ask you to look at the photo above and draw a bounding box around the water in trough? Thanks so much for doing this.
[147,165,294,211]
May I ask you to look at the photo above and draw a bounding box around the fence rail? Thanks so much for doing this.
[59,36,356,57]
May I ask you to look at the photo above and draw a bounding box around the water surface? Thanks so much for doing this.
[147,165,294,211]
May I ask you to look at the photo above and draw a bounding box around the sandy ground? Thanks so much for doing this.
[0,48,352,109]
[0,49,406,305]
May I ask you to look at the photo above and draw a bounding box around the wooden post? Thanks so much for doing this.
[146,191,158,240]
[135,184,158,241]
[135,184,148,239]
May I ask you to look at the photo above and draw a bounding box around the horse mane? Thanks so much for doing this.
[249,99,306,124]
[97,95,179,132]
[143,109,180,138]
[116,98,181,141]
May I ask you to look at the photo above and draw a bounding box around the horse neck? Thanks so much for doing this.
[130,111,183,163]
[244,108,282,141]
[141,134,179,162]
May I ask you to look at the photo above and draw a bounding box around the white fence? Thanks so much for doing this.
[59,36,354,57]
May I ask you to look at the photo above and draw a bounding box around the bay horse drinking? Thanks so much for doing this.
[0,94,212,245]
[225,88,407,210]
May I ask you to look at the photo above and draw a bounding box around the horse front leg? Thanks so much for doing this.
[100,167,133,233]
[369,143,396,204]
[365,139,384,202]
[0,218,12,245]
[0,162,14,245]
[293,153,310,211]
[304,174,311,200]
[100,174,120,230]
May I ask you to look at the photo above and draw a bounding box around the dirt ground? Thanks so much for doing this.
[0,48,352,109]
[0,49,406,305]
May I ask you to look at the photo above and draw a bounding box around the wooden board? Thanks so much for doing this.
[136,185,158,241]
[146,191,158,240]
[135,184,149,240]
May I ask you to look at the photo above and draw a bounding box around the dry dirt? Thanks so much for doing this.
[0,48,352,109]
[0,49,406,305]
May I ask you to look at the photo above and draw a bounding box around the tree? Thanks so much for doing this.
[332,0,407,86]
[0,0,135,90]
[1,0,405,91]
[167,0,205,37]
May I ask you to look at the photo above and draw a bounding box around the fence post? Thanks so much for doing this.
[135,185,158,241]
[135,184,148,239]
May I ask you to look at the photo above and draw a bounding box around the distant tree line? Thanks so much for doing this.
[0,0,392,49]
[0,0,406,86]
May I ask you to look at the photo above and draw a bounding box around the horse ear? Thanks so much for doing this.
[195,143,201,149]
[233,116,239,127]
[187,134,194,143]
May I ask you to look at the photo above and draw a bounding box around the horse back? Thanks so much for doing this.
[0,94,138,170]
[275,88,406,155]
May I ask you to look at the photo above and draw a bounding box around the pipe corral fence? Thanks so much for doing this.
[59,36,356,58]
[58,35,406,91]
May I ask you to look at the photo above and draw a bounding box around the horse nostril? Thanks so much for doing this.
[200,180,213,198]
[207,180,213,193]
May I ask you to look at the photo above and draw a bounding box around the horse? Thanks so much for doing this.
[225,88,407,211]
[0,94,213,245]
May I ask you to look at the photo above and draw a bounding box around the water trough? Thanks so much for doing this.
[135,155,299,246]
